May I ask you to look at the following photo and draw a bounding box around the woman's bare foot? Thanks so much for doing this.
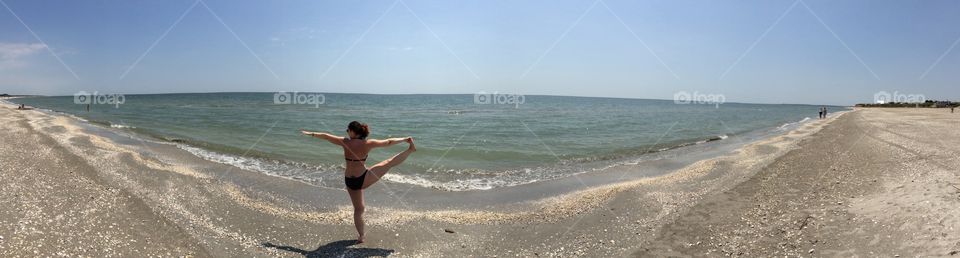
[406,137,416,152]
[357,235,365,244]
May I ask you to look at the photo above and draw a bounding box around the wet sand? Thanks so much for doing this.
[7,101,951,257]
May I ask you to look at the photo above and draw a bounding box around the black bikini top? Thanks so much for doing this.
[345,157,367,162]
[343,137,367,162]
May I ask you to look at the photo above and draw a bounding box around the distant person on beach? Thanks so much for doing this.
[301,121,415,244]
[818,107,824,119]
[823,106,828,118]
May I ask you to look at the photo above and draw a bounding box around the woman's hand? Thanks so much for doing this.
[300,129,315,136]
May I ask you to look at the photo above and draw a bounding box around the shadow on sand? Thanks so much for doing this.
[263,240,394,258]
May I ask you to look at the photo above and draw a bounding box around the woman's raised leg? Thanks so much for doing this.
[362,138,415,189]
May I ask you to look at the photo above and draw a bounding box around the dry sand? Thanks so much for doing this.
[2,102,956,257]
[0,103,207,256]
[636,108,960,257]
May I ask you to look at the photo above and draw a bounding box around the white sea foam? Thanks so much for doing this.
[51,111,89,122]
[174,141,571,191]
[49,106,802,192]
[383,173,543,191]
[777,117,812,130]
[176,143,355,188]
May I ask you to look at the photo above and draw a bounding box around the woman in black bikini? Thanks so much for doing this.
[300,121,415,243]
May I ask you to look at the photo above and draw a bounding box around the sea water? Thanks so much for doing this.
[11,93,841,191]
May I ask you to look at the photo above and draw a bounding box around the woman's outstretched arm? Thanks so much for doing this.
[367,137,411,148]
[301,130,344,146]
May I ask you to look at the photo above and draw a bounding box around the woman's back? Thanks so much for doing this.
[342,139,371,177]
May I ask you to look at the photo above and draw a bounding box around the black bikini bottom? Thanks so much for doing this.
[344,170,368,190]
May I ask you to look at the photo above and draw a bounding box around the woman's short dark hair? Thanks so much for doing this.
[348,121,369,139]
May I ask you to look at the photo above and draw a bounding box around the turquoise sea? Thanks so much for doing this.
[10,93,843,191]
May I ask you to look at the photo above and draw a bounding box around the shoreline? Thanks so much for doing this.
[3,95,842,193]
[3,96,828,194]
[0,98,835,209]
[0,99,851,256]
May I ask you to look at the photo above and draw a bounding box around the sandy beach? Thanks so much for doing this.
[636,108,960,257]
[2,102,958,257]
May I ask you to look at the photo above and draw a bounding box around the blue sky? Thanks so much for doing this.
[0,0,958,105]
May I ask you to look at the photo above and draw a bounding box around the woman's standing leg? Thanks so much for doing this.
[347,189,365,243]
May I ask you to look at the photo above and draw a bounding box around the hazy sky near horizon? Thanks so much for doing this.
[0,0,958,105]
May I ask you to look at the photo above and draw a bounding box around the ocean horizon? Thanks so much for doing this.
[14,91,848,107]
